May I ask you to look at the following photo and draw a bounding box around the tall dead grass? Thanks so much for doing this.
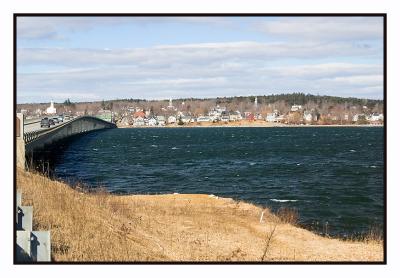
[16,168,383,262]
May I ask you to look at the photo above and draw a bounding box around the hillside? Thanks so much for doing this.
[16,168,383,262]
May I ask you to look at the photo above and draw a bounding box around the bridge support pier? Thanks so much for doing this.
[16,113,26,169]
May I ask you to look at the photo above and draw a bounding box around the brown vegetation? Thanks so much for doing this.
[16,168,383,262]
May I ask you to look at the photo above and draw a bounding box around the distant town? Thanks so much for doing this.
[17,93,384,127]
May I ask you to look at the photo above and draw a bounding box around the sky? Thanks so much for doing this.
[16,16,384,103]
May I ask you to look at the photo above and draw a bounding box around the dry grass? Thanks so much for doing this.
[16,168,383,262]
[276,207,299,225]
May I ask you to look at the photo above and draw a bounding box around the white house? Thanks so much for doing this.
[303,111,313,122]
[46,101,57,115]
[156,115,166,126]
[276,115,286,123]
[197,116,212,122]
[266,113,277,122]
[134,116,145,126]
[353,114,366,122]
[168,115,177,124]
[221,116,229,122]
[369,113,383,122]
[235,111,243,120]
[148,117,157,126]
[181,116,191,123]
[290,105,303,112]
[229,114,238,121]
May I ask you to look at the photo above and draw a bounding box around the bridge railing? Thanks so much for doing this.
[24,129,49,144]
[23,116,116,144]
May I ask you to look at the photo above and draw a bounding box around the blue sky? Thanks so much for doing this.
[17,16,384,103]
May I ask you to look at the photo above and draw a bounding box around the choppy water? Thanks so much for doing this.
[52,127,384,237]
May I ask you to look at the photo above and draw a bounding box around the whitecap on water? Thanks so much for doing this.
[370,165,378,168]
[270,199,298,203]
[350,149,356,152]
[152,135,159,138]
[92,148,98,151]
[171,147,179,150]
[296,163,301,166]
[249,162,256,166]
[151,145,158,148]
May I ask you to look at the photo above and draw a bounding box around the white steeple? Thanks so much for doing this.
[46,100,57,115]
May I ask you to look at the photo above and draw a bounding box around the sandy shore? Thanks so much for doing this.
[17,168,383,262]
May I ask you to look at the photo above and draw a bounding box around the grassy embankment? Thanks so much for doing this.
[17,168,383,262]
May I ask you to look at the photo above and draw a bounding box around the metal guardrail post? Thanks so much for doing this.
[17,206,33,231]
[31,231,51,262]
[16,192,51,262]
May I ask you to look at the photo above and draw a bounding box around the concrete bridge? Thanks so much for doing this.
[16,113,116,168]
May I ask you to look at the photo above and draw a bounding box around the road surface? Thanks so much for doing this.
[24,118,72,133]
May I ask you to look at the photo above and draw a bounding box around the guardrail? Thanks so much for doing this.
[16,191,51,262]
[23,116,116,144]
[23,117,80,144]
[24,118,41,126]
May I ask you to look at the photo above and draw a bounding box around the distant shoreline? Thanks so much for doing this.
[117,122,384,129]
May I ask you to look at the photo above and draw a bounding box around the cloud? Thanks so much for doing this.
[17,58,383,103]
[18,40,381,68]
[16,16,384,103]
[263,63,382,79]
[16,17,230,40]
[256,17,383,42]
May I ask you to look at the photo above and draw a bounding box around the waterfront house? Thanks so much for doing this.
[156,115,166,126]
[353,114,366,122]
[148,117,157,126]
[266,112,278,122]
[197,116,212,122]
[369,112,382,122]
[133,111,146,118]
[235,111,243,120]
[221,115,230,122]
[303,111,313,122]
[181,116,192,124]
[229,114,238,121]
[244,112,255,121]
[134,116,145,126]
[276,115,286,123]
[168,115,177,124]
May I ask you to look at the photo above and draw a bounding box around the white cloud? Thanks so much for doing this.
[256,17,383,42]
[17,40,381,68]
[17,58,383,103]
[16,17,230,40]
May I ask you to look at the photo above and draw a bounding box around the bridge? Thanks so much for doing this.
[16,113,116,168]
